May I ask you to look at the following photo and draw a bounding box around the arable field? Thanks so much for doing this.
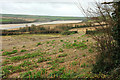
[2,31,98,78]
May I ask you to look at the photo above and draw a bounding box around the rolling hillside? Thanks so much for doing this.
[1,14,87,24]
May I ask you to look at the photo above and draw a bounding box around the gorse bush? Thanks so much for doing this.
[83,1,120,75]
[92,37,120,73]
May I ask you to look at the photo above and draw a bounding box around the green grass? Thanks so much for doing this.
[82,54,86,57]
[9,52,43,62]
[22,45,25,48]
[20,68,46,78]
[60,40,64,42]
[46,41,50,44]
[81,34,86,37]
[1,18,32,24]
[78,37,80,39]
[20,49,27,52]
[2,65,22,76]
[63,41,87,49]
[19,60,32,67]
[2,50,18,56]
[48,52,57,55]
[51,40,55,44]
[2,14,86,23]
[13,47,16,49]
[88,49,94,53]
[61,31,78,35]
[1,19,12,22]
[36,42,42,46]
[74,57,78,60]
[49,67,65,77]
[48,67,79,78]
[81,63,87,68]
[46,61,54,64]
[47,57,52,61]
[50,63,59,70]
[71,61,79,65]
[2,60,9,66]
[46,58,64,65]
[58,48,64,52]
[53,46,55,48]
[58,53,67,57]
[55,58,65,63]
[74,40,77,42]
[37,57,47,63]
[2,60,39,78]
[2,29,98,78]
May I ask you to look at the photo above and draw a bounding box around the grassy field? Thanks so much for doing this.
[0,19,12,22]
[2,31,98,78]
[1,14,87,24]
[1,18,35,24]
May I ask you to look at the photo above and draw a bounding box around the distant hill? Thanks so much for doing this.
[1,14,87,24]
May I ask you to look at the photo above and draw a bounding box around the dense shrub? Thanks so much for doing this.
[61,31,78,35]
[88,1,120,76]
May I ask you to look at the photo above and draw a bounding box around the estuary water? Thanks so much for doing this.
[0,20,82,30]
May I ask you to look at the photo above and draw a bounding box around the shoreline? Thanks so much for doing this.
[0,20,82,30]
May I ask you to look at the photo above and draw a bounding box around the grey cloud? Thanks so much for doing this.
[1,2,83,16]
[0,0,113,17]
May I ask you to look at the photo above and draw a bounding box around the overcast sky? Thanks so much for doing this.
[0,0,112,17]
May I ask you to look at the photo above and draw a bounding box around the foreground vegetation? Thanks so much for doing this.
[2,32,99,78]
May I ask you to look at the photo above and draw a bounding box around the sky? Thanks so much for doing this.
[0,0,113,17]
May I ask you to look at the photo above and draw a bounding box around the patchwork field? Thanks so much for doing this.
[2,31,98,78]
[1,14,86,24]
